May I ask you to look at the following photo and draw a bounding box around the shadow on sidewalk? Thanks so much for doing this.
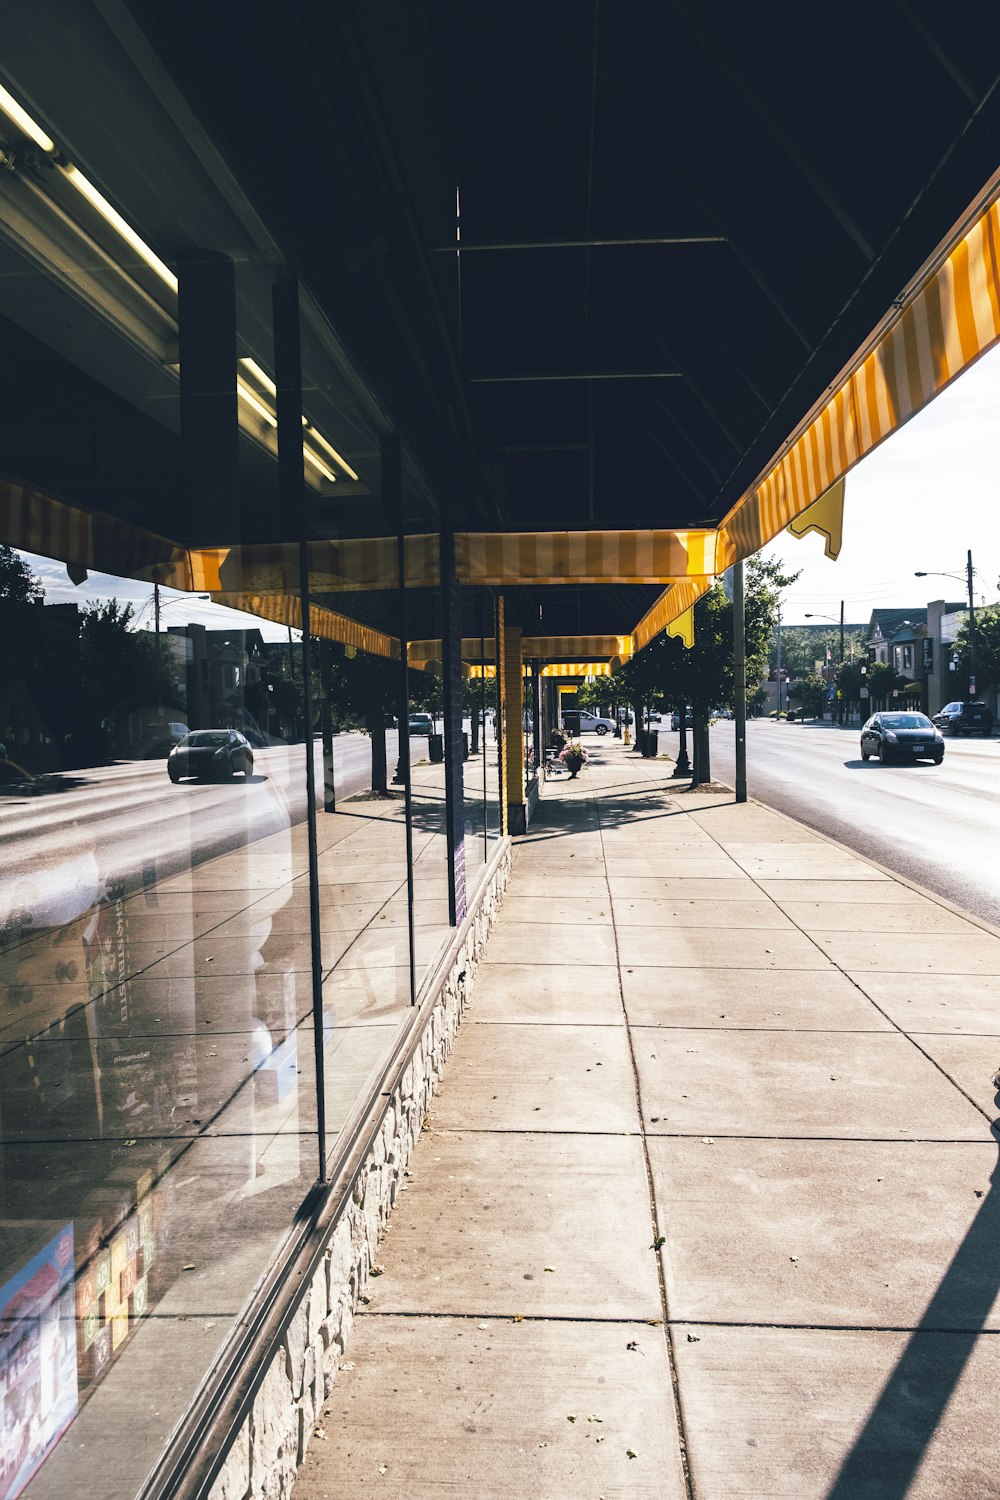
[826,1121,1000,1500]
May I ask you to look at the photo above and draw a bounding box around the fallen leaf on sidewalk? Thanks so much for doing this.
[651,1236,665,1251]
[686,1334,700,1342]
[626,1449,637,1459]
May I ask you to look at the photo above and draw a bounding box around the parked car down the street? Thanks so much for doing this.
[168,729,254,782]
[407,713,434,735]
[571,710,616,735]
[931,700,993,736]
[860,712,944,764]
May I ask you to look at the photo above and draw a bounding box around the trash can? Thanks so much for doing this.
[428,733,444,763]
[462,732,469,761]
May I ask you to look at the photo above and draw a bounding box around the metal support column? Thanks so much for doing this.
[734,558,747,803]
[274,269,327,1178]
[383,433,417,1005]
[440,530,467,925]
[499,600,526,834]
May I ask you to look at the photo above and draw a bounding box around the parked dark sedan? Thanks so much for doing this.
[168,729,254,782]
[861,712,944,764]
[932,700,993,736]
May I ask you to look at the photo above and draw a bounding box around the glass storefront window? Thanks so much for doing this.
[0,527,492,1495]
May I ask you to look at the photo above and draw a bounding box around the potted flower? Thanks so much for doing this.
[558,740,588,778]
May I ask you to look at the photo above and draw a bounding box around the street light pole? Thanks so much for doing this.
[915,555,977,698]
[805,605,846,723]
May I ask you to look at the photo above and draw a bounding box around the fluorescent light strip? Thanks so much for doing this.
[303,446,337,483]
[241,354,357,481]
[236,377,278,428]
[58,164,178,294]
[239,356,277,397]
[303,422,360,481]
[0,82,55,153]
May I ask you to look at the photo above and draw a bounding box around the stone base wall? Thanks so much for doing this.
[208,842,512,1500]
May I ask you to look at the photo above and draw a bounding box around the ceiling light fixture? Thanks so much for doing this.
[57,163,178,294]
[236,376,278,428]
[239,356,277,397]
[303,446,337,483]
[303,421,359,481]
[0,79,357,492]
[0,81,55,153]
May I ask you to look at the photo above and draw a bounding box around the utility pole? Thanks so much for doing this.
[967,548,977,697]
[839,599,845,724]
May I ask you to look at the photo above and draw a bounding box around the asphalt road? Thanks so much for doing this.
[1,733,398,934]
[676,719,1000,927]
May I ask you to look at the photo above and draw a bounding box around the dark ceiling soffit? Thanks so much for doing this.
[100,0,485,528]
[431,235,727,251]
[468,371,682,383]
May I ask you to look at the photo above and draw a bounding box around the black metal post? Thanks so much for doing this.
[274,267,327,1180]
[967,549,977,696]
[673,702,691,777]
[734,559,747,803]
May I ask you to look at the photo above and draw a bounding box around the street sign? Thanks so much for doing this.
[859,687,870,699]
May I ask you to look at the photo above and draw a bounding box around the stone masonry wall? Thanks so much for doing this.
[208,844,512,1500]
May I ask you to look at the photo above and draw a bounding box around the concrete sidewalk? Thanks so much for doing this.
[293,739,1000,1500]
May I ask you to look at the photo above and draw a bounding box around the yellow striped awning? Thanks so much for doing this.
[0,478,184,579]
[716,179,1000,570]
[455,530,716,585]
[540,662,612,677]
[214,592,399,661]
[632,577,713,652]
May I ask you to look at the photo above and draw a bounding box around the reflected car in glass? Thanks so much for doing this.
[860,712,944,764]
[931,700,993,736]
[167,729,254,782]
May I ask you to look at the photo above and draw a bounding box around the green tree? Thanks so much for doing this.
[836,660,867,720]
[787,674,826,719]
[866,660,905,709]
[0,546,43,605]
[326,650,399,793]
[953,604,1000,701]
[615,555,798,778]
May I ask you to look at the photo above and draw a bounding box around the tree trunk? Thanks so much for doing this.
[471,711,480,754]
[691,707,711,785]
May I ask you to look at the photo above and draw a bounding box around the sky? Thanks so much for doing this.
[15,338,1000,637]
